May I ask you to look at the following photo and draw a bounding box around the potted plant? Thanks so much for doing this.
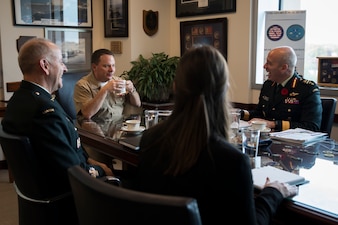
[121,52,180,103]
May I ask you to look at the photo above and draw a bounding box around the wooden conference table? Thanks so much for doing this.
[77,119,338,225]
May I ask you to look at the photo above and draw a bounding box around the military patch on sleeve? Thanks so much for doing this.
[42,108,55,114]
[301,79,315,85]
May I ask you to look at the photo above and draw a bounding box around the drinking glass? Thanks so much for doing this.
[241,128,261,168]
[230,109,241,142]
[144,110,159,129]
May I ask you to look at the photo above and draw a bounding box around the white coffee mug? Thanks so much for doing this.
[125,120,140,130]
[115,80,126,95]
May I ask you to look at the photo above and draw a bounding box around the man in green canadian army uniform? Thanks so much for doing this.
[241,46,322,131]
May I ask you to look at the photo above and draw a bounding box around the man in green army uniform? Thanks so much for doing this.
[2,38,114,224]
[241,46,322,131]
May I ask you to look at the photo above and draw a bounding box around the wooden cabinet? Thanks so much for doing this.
[317,57,338,87]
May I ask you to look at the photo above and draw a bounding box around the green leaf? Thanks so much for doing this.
[123,52,180,102]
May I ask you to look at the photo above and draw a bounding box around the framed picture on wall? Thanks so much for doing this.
[176,0,236,18]
[104,0,129,37]
[44,28,92,72]
[180,18,228,59]
[13,0,93,27]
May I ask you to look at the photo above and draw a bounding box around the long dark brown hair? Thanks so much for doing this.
[149,45,232,176]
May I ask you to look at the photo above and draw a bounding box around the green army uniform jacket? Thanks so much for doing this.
[2,80,106,198]
[242,73,322,131]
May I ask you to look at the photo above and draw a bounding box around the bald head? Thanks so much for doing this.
[18,38,67,93]
[18,38,60,75]
[269,46,297,74]
[264,46,298,83]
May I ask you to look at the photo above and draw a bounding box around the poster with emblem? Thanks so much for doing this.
[264,11,306,80]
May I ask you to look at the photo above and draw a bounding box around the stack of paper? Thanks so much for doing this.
[158,110,172,116]
[269,128,327,145]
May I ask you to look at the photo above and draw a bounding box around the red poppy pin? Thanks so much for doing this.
[281,88,288,96]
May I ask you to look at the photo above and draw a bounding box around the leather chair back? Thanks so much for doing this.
[0,123,77,225]
[320,97,337,137]
[68,165,203,225]
[55,71,88,120]
[0,123,41,197]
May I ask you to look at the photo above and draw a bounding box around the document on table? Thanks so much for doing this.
[251,166,307,190]
[158,110,172,117]
[269,128,327,145]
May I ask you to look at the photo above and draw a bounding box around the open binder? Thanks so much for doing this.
[252,166,307,190]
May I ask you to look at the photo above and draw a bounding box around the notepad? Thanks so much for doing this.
[251,166,307,190]
[119,135,142,150]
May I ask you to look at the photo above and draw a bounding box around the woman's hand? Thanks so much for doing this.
[264,177,298,198]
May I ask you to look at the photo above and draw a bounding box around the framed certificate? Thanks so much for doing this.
[176,0,236,18]
[180,18,228,59]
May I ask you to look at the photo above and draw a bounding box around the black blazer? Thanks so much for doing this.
[134,120,284,225]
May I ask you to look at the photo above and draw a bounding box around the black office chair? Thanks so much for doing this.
[68,165,203,225]
[0,123,77,225]
[320,97,337,137]
[55,71,88,120]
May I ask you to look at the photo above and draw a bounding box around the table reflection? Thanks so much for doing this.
[79,117,124,140]
[77,118,338,221]
[77,111,171,141]
[293,158,338,217]
[260,139,338,218]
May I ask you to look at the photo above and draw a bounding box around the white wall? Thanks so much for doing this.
[0,1,44,101]
[92,0,173,77]
[169,0,257,104]
[0,0,256,104]
[1,0,337,140]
